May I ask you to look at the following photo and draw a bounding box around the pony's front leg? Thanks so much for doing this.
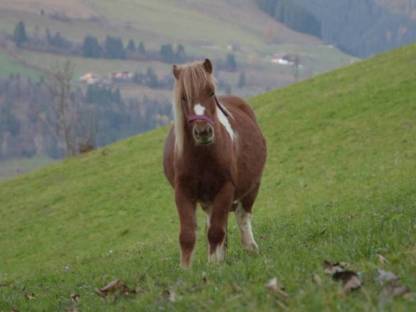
[175,187,197,268]
[208,182,234,263]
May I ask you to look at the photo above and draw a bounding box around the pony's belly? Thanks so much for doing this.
[196,185,219,203]
[195,176,229,203]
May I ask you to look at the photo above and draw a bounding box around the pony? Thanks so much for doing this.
[163,59,267,268]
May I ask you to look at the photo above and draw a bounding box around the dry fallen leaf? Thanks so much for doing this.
[323,260,346,275]
[382,283,411,298]
[333,271,362,292]
[162,289,176,302]
[323,261,362,293]
[312,273,322,286]
[377,254,388,265]
[24,292,36,300]
[376,269,399,285]
[70,293,80,303]
[265,277,288,300]
[95,279,136,298]
[376,269,411,299]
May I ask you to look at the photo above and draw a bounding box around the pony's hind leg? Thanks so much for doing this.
[235,184,260,253]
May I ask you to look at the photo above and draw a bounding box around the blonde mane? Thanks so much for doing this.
[173,61,216,156]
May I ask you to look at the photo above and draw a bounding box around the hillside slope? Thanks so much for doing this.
[0,0,352,86]
[1,44,416,311]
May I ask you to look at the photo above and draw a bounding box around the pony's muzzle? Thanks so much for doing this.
[192,122,214,145]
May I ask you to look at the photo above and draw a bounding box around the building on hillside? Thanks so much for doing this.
[271,54,299,66]
[79,72,102,85]
[110,71,134,82]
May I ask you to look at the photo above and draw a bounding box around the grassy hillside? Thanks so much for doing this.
[1,44,416,311]
[0,50,39,79]
[0,0,354,86]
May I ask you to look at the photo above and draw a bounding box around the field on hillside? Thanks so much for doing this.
[0,51,39,78]
[0,0,354,87]
[1,44,415,311]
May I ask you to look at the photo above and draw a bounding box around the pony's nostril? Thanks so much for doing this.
[193,124,213,144]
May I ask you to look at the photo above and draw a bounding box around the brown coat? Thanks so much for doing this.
[163,59,267,267]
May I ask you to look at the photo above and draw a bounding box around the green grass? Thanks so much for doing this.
[0,51,40,79]
[1,44,416,311]
[14,49,170,77]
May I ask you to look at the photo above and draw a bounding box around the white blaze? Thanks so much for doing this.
[194,104,205,116]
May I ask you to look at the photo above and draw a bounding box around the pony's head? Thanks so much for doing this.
[173,59,218,152]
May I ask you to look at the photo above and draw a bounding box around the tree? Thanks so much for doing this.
[292,55,301,82]
[104,36,126,59]
[47,60,77,156]
[14,21,28,47]
[138,41,146,54]
[257,0,321,37]
[176,44,186,62]
[82,35,102,58]
[238,72,246,88]
[0,97,20,136]
[160,44,175,63]
[48,32,70,49]
[225,53,237,71]
[127,39,136,52]
[145,67,159,88]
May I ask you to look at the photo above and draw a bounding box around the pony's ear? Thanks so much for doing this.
[203,58,213,74]
[172,64,180,80]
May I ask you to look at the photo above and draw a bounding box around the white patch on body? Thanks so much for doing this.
[216,104,235,140]
[194,103,205,116]
[235,203,258,252]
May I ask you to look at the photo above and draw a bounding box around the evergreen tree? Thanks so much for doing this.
[49,32,70,49]
[145,67,159,88]
[127,39,136,52]
[257,0,321,38]
[104,36,126,59]
[160,44,175,63]
[113,88,122,104]
[0,97,20,136]
[225,53,237,71]
[138,41,146,54]
[176,44,186,62]
[238,72,246,88]
[14,21,28,47]
[82,35,102,58]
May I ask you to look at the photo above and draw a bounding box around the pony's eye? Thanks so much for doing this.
[182,96,187,102]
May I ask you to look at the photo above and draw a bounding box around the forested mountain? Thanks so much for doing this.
[257,0,416,57]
